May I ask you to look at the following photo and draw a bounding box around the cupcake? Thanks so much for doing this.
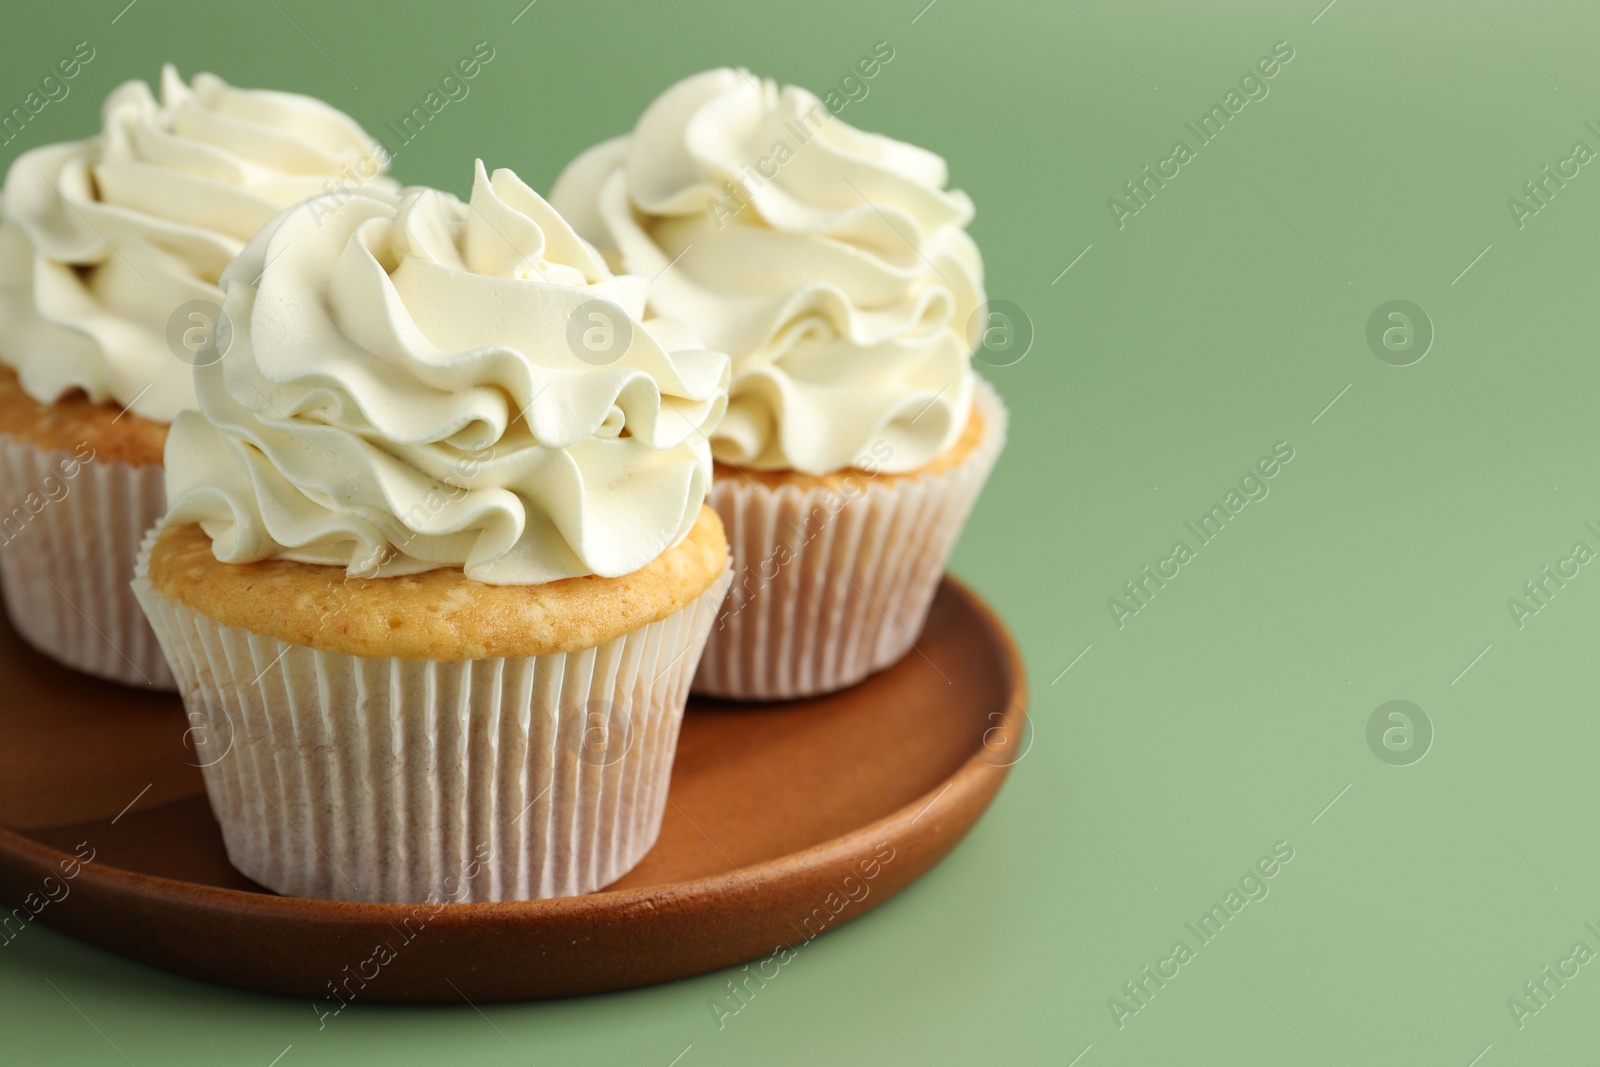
[133,162,732,903]
[0,66,392,688]
[551,68,1006,700]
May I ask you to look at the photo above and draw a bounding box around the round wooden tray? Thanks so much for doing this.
[0,577,1025,1003]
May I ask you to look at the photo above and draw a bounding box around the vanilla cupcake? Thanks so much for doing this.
[133,162,731,903]
[552,68,1005,700]
[0,66,392,688]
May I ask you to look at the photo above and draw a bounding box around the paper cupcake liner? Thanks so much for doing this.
[131,528,729,904]
[0,433,174,689]
[695,377,1006,701]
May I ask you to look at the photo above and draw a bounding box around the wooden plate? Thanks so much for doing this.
[0,577,1025,1003]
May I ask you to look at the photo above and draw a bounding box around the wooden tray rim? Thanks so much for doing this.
[0,576,1027,977]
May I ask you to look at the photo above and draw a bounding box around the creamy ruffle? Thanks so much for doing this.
[551,68,984,475]
[0,66,391,423]
[165,162,730,585]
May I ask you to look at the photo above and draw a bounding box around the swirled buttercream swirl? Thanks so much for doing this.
[550,68,984,475]
[0,65,392,423]
[164,161,730,584]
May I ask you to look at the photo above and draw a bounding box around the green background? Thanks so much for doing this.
[3,0,1599,1062]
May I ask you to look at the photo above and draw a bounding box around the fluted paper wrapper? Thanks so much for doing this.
[132,531,730,904]
[0,433,173,689]
[696,378,1006,701]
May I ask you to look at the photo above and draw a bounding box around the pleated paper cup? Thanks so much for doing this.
[131,529,728,905]
[695,377,1006,701]
[0,433,174,689]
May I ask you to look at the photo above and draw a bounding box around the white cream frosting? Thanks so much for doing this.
[550,68,984,476]
[163,161,730,585]
[0,65,392,424]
